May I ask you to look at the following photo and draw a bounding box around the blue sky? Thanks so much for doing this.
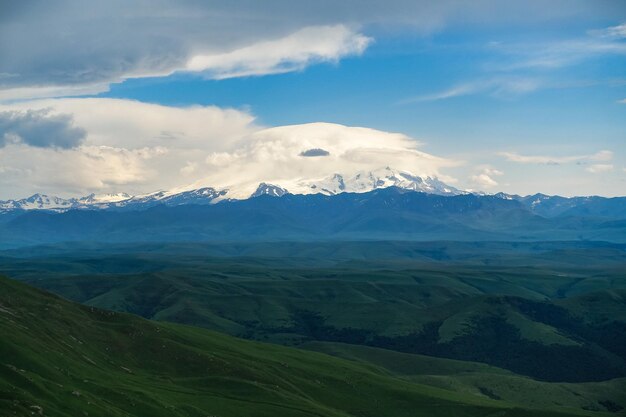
[0,1,625,197]
[100,30,626,153]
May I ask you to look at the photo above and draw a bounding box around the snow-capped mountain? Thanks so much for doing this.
[491,192,626,218]
[78,193,132,204]
[0,193,134,212]
[251,183,289,198]
[115,187,228,210]
[0,194,77,211]
[0,167,463,213]
[295,167,462,196]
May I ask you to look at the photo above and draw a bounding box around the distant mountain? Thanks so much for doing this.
[0,167,463,213]
[295,167,463,196]
[3,164,626,220]
[0,192,132,212]
[78,192,133,204]
[1,170,625,248]
[2,186,625,248]
[495,192,626,219]
[113,187,228,210]
[0,167,626,219]
[0,193,76,211]
[4,166,625,219]
[0,188,227,213]
[251,182,289,198]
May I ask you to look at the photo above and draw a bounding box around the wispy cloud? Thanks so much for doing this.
[402,77,542,102]
[495,41,626,71]
[488,22,626,71]
[186,25,372,79]
[500,150,613,165]
[0,22,371,101]
[589,23,626,39]
[4,1,622,101]
[403,22,626,103]
[586,164,614,173]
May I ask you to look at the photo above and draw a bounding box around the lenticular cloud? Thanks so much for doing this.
[195,122,458,198]
[0,98,457,199]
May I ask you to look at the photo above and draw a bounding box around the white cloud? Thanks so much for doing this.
[498,40,626,70]
[0,98,256,150]
[0,109,86,148]
[2,1,623,100]
[586,164,614,173]
[406,22,626,103]
[0,98,457,199]
[594,150,616,161]
[402,77,542,102]
[486,23,626,71]
[0,144,166,195]
[589,23,626,39]
[197,122,459,198]
[471,174,498,188]
[180,161,199,176]
[478,24,626,71]
[0,84,112,103]
[0,20,370,101]
[186,25,371,79]
[470,166,503,189]
[500,150,613,165]
[618,98,626,104]
[0,99,257,198]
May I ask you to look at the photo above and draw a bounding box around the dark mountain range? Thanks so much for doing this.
[1,187,625,248]
[497,193,626,219]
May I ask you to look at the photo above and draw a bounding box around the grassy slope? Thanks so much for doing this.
[2,248,625,382]
[302,342,626,414]
[0,275,596,417]
[5,253,625,335]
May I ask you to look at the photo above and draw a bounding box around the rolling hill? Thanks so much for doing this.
[302,342,626,413]
[2,241,625,384]
[1,275,601,417]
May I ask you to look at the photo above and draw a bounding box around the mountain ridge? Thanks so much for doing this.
[0,167,464,213]
[2,186,626,248]
[2,169,624,217]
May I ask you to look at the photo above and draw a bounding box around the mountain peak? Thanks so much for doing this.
[251,183,289,198]
[0,167,464,213]
[294,167,462,196]
[79,193,132,204]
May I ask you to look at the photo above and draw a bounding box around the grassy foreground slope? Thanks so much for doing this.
[303,342,626,413]
[0,276,594,417]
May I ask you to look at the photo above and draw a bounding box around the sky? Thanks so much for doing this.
[0,0,625,199]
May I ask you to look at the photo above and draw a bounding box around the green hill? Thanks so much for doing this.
[4,245,624,382]
[1,275,599,417]
[302,342,626,413]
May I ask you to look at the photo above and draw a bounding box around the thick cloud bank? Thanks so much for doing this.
[0,98,455,199]
[2,0,622,100]
[0,109,86,149]
[199,123,457,198]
